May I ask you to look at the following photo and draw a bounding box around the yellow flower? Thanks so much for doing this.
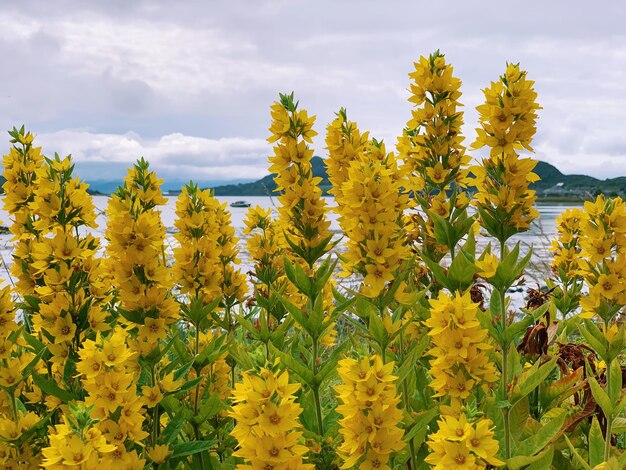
[146,444,171,464]
[141,385,163,408]
[475,251,499,279]
[229,367,313,468]
[51,315,76,344]
[335,355,405,468]
[426,415,502,468]
[425,291,497,399]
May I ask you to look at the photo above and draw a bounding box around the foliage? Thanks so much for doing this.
[0,53,624,470]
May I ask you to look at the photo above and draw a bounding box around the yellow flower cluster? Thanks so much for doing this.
[335,356,405,469]
[335,355,405,469]
[229,367,313,469]
[325,108,370,201]
[397,51,471,258]
[268,93,332,253]
[551,207,584,278]
[243,205,297,313]
[29,157,110,361]
[189,330,231,406]
[173,184,222,300]
[399,52,469,191]
[335,139,411,298]
[30,156,97,232]
[77,332,147,438]
[2,129,45,295]
[424,291,498,400]
[577,195,626,319]
[214,200,248,311]
[0,286,42,468]
[471,63,541,239]
[41,421,116,469]
[105,159,178,354]
[425,414,502,469]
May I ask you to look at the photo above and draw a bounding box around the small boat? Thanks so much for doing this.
[230,200,251,208]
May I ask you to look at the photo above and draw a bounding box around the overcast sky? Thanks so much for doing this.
[2,0,626,182]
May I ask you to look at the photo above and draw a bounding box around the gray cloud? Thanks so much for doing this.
[0,0,625,180]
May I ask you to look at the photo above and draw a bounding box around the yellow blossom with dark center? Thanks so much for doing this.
[334,355,405,468]
[334,136,410,298]
[425,291,498,400]
[229,367,313,469]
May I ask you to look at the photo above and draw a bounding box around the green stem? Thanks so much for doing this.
[193,327,201,416]
[312,386,324,438]
[604,355,613,461]
[151,366,159,449]
[499,240,511,461]
[9,389,18,421]
[400,331,417,470]
[312,337,324,437]
[266,306,271,361]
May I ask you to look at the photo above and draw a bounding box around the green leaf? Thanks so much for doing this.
[505,302,550,344]
[283,257,312,297]
[269,344,314,386]
[20,347,47,382]
[367,309,387,347]
[31,373,74,403]
[314,255,338,292]
[611,417,626,433]
[278,295,310,333]
[316,341,349,385]
[588,416,605,468]
[118,307,145,325]
[421,256,450,291]
[609,358,622,404]
[579,320,608,361]
[526,446,554,470]
[539,367,584,410]
[168,376,203,396]
[512,356,558,406]
[589,376,613,417]
[22,331,45,353]
[160,415,186,445]
[563,435,592,470]
[396,334,430,383]
[186,295,222,327]
[404,407,438,444]
[509,411,566,463]
[446,246,476,292]
[170,440,215,459]
[431,211,452,247]
[193,393,224,424]
[173,359,195,382]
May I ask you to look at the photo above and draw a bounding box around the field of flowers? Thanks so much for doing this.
[0,51,625,469]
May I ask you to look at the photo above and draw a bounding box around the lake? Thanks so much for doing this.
[0,196,581,292]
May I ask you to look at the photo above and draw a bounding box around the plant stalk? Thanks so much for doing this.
[312,337,324,437]
[604,357,613,461]
[500,240,511,461]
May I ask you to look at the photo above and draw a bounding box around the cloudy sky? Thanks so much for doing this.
[2,0,626,183]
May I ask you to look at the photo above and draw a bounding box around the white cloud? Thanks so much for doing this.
[36,130,271,181]
[1,0,626,180]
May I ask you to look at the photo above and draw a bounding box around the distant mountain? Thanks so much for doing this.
[210,157,626,199]
[531,161,626,197]
[85,177,255,195]
[211,156,330,196]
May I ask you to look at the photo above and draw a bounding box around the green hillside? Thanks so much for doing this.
[212,156,330,196]
[211,158,626,199]
[531,161,626,197]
